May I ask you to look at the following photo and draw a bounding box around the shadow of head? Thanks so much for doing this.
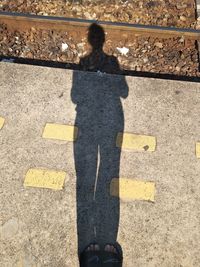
[88,23,105,50]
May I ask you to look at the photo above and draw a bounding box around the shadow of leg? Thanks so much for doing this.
[75,130,98,256]
[94,132,120,247]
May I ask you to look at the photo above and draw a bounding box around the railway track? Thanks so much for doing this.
[1,11,200,39]
[1,10,200,77]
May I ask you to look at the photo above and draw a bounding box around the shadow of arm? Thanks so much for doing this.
[111,56,129,99]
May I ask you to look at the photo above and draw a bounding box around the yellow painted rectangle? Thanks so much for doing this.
[42,123,78,141]
[116,132,156,151]
[0,117,5,129]
[24,168,67,190]
[110,178,155,202]
[196,142,200,158]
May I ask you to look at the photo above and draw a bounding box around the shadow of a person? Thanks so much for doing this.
[71,23,129,263]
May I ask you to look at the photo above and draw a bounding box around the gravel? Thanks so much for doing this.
[0,0,200,77]
[0,0,196,28]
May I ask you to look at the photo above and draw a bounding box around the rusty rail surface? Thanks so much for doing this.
[1,11,200,40]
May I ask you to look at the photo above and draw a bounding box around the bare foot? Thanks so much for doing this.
[104,244,117,254]
[86,244,100,252]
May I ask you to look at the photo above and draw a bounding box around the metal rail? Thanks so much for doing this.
[1,11,200,40]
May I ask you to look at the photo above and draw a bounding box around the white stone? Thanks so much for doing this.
[116,47,129,56]
[61,43,69,52]
[180,16,186,21]
[155,42,163,48]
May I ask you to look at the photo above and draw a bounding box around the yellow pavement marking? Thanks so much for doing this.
[24,168,67,190]
[196,142,200,158]
[116,132,156,151]
[42,123,78,141]
[0,117,5,129]
[110,178,155,202]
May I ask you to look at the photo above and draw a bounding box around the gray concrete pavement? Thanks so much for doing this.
[0,62,200,267]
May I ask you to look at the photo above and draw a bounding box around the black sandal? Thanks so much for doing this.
[101,243,123,267]
[80,243,101,267]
